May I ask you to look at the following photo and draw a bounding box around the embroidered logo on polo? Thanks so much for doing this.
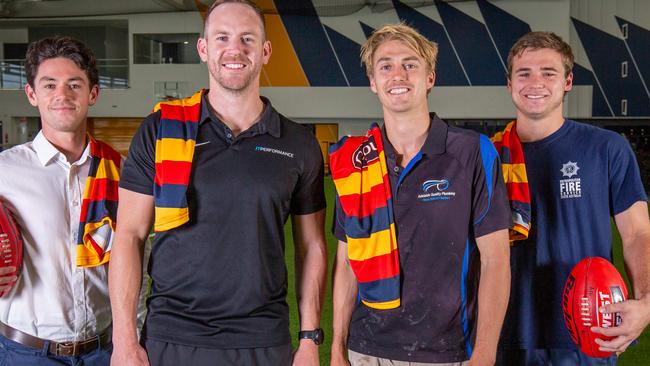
[418,179,456,202]
[255,146,294,158]
[559,161,582,199]
[351,140,378,169]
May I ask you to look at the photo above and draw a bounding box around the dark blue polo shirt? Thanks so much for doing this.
[120,92,325,349]
[334,114,511,363]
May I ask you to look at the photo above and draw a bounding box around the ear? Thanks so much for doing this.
[564,71,574,92]
[426,70,435,91]
[197,37,208,63]
[507,77,512,93]
[262,40,272,65]
[369,74,378,94]
[88,84,100,106]
[25,83,38,107]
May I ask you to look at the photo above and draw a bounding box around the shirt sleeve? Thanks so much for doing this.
[609,133,648,215]
[472,134,511,237]
[119,111,160,195]
[290,132,326,215]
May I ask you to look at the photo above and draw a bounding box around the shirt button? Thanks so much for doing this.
[393,167,399,173]
[76,300,83,306]
[226,133,232,138]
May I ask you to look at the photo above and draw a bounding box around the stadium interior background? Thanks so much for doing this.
[0,0,648,364]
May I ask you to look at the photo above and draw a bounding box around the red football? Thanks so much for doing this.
[0,200,23,296]
[562,257,628,358]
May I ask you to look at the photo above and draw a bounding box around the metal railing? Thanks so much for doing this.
[0,58,130,89]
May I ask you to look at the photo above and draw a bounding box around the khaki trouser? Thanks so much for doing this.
[349,350,469,366]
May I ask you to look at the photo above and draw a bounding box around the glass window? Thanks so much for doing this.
[133,33,200,64]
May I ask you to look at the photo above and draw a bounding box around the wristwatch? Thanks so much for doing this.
[298,328,324,345]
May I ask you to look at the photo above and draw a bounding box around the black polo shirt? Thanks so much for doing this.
[334,114,510,363]
[120,92,325,348]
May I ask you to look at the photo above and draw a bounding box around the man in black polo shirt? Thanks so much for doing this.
[108,1,327,366]
[330,24,511,366]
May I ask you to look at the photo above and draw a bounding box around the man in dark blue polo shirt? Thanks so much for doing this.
[497,31,650,366]
[330,24,511,366]
[108,1,327,366]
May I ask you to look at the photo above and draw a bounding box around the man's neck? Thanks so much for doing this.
[383,109,430,167]
[516,111,565,143]
[206,84,265,136]
[42,127,88,163]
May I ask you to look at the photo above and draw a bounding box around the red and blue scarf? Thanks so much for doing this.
[491,121,531,241]
[152,90,203,232]
[329,124,400,310]
[76,135,121,267]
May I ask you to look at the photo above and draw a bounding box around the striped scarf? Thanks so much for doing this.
[152,90,202,232]
[76,135,121,267]
[491,121,531,241]
[329,124,401,310]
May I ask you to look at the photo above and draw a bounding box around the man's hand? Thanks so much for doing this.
[591,296,650,354]
[111,342,150,366]
[292,340,319,366]
[0,266,17,296]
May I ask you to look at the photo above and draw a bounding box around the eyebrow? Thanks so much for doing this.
[38,76,84,83]
[376,56,421,63]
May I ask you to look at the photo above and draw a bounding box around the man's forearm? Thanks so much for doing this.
[473,230,510,362]
[109,233,146,346]
[331,242,357,356]
[293,211,328,330]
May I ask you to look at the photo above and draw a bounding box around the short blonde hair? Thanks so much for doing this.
[360,23,438,77]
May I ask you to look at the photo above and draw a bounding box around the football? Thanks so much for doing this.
[562,257,628,358]
[0,200,23,296]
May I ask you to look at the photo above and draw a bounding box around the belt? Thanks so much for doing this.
[0,322,111,356]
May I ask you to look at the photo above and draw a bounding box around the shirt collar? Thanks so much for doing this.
[33,130,91,167]
[199,91,281,138]
[381,113,448,159]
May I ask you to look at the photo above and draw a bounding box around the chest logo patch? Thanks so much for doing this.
[559,161,582,199]
[418,179,455,202]
[255,146,294,158]
[351,140,378,169]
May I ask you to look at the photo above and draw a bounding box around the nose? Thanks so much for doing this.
[53,84,74,100]
[389,66,407,81]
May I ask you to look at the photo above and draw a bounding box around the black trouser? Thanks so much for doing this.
[144,338,293,366]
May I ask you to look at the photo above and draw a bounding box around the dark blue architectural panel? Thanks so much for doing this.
[323,25,369,86]
[392,0,469,86]
[572,63,595,86]
[436,1,505,85]
[273,0,348,86]
[572,18,649,116]
[478,0,531,68]
[616,17,650,97]
[360,21,375,39]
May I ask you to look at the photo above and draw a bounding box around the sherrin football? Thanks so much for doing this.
[562,257,628,358]
[0,200,23,297]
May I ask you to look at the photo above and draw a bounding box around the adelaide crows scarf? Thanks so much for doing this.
[152,90,203,232]
[491,121,531,241]
[329,124,401,310]
[76,135,121,267]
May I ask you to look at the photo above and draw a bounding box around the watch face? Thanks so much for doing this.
[300,328,324,345]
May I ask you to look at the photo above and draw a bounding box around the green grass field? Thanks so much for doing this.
[284,177,649,365]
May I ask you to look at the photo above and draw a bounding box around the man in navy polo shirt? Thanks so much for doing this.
[108,1,327,366]
[497,32,650,366]
[330,24,511,366]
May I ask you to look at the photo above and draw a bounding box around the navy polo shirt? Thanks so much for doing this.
[120,91,325,348]
[334,114,510,363]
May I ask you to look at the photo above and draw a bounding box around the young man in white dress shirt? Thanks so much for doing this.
[0,36,115,365]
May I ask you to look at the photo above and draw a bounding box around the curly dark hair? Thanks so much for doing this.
[25,36,99,88]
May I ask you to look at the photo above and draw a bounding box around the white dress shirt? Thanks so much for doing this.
[0,131,111,342]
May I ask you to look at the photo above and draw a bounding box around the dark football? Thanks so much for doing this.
[562,257,628,358]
